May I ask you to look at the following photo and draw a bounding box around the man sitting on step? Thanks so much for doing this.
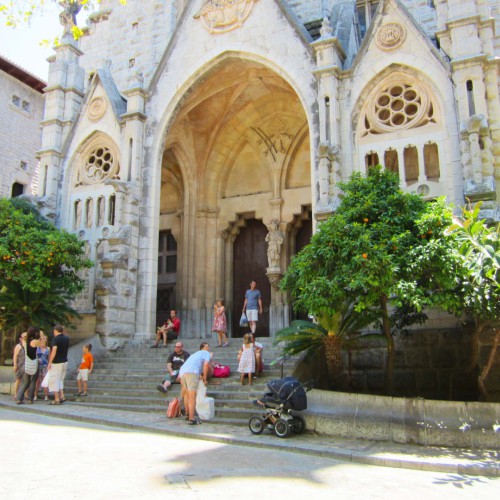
[151,310,181,348]
[157,341,190,393]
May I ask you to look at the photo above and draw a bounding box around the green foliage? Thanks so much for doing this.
[0,197,92,330]
[274,304,378,356]
[443,202,500,321]
[280,167,455,321]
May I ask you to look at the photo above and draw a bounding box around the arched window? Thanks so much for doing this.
[404,146,419,184]
[85,198,94,228]
[74,200,82,229]
[424,143,440,180]
[384,149,399,175]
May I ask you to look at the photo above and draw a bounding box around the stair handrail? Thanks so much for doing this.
[269,354,290,378]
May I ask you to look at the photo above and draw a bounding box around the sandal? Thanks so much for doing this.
[187,419,201,425]
[60,399,67,404]
[49,401,61,405]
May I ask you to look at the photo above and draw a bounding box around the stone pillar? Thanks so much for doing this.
[311,17,345,220]
[435,0,499,221]
[37,34,84,220]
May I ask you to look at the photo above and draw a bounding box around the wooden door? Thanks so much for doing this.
[232,219,270,337]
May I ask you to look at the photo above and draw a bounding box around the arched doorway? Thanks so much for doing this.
[156,57,312,337]
[232,219,270,337]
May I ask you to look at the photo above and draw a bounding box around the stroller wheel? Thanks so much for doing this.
[274,417,291,438]
[249,416,265,435]
[291,416,306,434]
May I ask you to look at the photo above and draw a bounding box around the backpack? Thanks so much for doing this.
[167,397,181,418]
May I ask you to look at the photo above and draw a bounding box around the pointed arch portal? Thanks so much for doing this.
[157,57,312,337]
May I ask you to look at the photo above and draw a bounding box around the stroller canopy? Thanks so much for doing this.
[264,376,308,411]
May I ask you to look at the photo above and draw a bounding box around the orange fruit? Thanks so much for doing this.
[362,253,368,259]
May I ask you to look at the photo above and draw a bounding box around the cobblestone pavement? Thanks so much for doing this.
[1,394,498,478]
[0,407,499,500]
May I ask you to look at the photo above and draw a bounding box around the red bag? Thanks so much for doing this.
[167,397,181,418]
[213,364,230,378]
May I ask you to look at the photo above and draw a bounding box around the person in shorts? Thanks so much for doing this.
[47,324,69,405]
[242,280,263,334]
[179,342,211,425]
[157,341,190,393]
[76,344,94,396]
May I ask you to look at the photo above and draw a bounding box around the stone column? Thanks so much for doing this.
[311,17,345,220]
[436,0,499,220]
[37,34,84,221]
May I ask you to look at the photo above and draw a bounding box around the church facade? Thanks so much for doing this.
[36,0,499,346]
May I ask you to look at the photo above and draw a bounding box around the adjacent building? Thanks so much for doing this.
[0,55,45,198]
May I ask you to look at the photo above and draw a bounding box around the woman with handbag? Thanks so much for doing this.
[16,326,41,404]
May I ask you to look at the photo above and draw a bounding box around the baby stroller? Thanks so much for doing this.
[249,377,313,438]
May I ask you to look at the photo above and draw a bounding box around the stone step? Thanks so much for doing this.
[63,343,301,426]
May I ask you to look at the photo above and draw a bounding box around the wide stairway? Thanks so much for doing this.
[64,338,299,425]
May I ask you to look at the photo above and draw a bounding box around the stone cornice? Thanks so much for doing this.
[35,148,63,159]
[312,65,342,79]
[120,112,148,122]
[40,117,64,127]
[43,84,85,97]
[450,53,489,70]
[310,36,346,61]
[122,87,149,99]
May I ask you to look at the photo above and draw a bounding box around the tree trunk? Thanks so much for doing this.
[478,325,500,401]
[380,294,394,395]
[324,333,343,388]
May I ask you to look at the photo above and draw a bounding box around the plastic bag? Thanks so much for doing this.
[239,313,249,328]
[41,371,50,388]
[196,380,215,420]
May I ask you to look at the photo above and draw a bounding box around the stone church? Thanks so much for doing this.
[35,0,499,347]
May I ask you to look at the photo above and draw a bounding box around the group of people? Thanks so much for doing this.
[153,280,266,423]
[12,324,94,404]
[156,340,212,425]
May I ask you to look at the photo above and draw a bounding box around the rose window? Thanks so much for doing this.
[363,81,434,135]
[80,146,119,184]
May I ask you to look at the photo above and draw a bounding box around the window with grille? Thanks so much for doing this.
[158,230,177,284]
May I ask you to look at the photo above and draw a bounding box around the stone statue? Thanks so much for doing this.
[265,220,283,269]
[59,1,82,36]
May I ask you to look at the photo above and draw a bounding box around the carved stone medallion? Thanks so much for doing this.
[194,0,258,34]
[88,97,107,122]
[375,23,406,50]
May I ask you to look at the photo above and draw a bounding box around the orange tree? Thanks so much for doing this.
[0,197,92,331]
[279,167,460,394]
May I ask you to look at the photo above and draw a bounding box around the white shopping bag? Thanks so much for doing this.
[41,371,50,388]
[196,380,215,420]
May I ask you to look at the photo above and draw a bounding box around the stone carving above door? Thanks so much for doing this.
[194,0,259,34]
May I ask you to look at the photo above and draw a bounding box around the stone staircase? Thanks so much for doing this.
[63,338,299,425]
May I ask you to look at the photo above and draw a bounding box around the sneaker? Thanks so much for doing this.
[75,392,82,396]
[223,343,229,347]
[44,396,49,401]
[156,384,167,393]
[81,393,87,397]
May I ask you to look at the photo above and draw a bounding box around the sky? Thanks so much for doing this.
[0,4,70,80]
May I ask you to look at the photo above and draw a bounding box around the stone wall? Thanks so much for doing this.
[346,328,477,400]
[294,326,479,401]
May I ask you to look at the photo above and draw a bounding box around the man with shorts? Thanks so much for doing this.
[157,341,190,393]
[242,280,263,334]
[152,310,181,347]
[47,324,69,405]
[179,342,211,425]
